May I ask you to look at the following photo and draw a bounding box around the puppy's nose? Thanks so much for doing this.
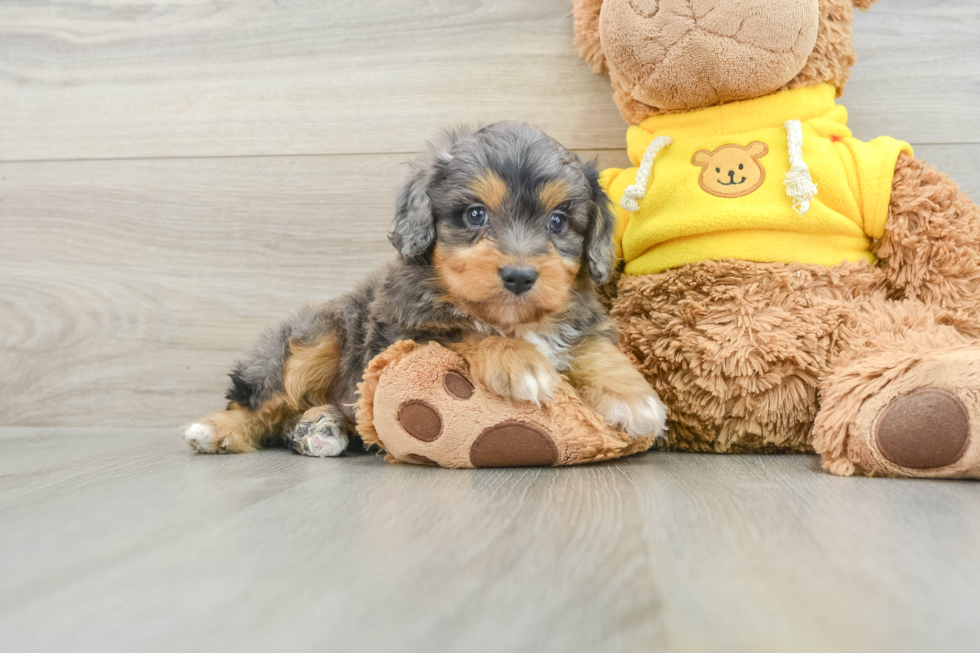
[499,267,538,295]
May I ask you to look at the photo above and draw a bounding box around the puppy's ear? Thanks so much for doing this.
[581,160,617,285]
[852,0,879,11]
[390,125,474,258]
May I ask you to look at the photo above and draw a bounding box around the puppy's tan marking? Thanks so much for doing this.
[283,335,340,410]
[537,179,571,209]
[469,170,509,211]
[433,242,578,328]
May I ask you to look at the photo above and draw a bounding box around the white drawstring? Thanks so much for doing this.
[621,135,673,212]
[783,119,818,216]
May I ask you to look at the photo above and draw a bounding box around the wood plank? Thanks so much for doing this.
[1,428,978,652]
[1,0,978,162]
[0,150,629,427]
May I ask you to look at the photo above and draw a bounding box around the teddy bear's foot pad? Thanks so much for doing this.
[469,421,559,467]
[875,388,971,470]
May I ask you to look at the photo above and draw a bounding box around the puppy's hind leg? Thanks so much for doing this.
[184,397,296,454]
[184,305,343,455]
[285,404,350,458]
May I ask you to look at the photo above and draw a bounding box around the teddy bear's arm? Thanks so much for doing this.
[873,152,980,313]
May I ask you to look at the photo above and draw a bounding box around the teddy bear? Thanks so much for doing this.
[570,0,980,478]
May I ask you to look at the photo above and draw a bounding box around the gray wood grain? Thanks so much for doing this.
[1,0,978,162]
[1,428,978,653]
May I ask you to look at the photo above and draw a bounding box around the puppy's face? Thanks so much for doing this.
[391,123,616,329]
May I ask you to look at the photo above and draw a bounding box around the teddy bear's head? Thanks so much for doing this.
[574,0,879,123]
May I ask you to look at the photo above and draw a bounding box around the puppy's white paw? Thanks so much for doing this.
[287,412,348,458]
[183,422,220,453]
[510,367,561,406]
[602,394,668,440]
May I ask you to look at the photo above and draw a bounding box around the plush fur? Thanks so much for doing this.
[183,122,667,458]
[575,0,980,478]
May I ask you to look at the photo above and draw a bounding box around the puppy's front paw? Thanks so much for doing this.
[475,341,560,406]
[508,364,561,406]
[599,393,668,440]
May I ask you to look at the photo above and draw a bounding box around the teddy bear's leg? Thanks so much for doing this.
[814,302,980,479]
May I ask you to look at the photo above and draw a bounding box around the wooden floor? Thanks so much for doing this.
[3,1,980,650]
[2,427,978,653]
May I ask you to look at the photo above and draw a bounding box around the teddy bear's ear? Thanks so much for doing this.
[691,151,712,167]
[852,0,879,11]
[573,0,607,73]
[746,142,770,158]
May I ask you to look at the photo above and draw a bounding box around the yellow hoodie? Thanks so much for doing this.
[601,84,913,276]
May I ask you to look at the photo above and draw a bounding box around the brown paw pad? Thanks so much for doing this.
[469,420,558,468]
[397,400,443,442]
[875,388,971,470]
[443,370,474,400]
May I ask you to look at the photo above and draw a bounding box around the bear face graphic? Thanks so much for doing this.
[692,142,769,198]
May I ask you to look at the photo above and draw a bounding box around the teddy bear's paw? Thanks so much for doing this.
[364,341,656,468]
[286,407,349,458]
[598,393,668,440]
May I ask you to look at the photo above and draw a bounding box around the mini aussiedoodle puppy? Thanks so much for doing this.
[184,122,667,457]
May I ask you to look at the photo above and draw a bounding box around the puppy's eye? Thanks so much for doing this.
[716,168,721,173]
[464,205,488,227]
[738,164,744,170]
[547,212,567,235]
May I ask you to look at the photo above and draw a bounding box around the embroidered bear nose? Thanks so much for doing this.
[499,267,538,295]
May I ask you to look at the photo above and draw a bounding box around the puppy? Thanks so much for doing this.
[183,122,667,457]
